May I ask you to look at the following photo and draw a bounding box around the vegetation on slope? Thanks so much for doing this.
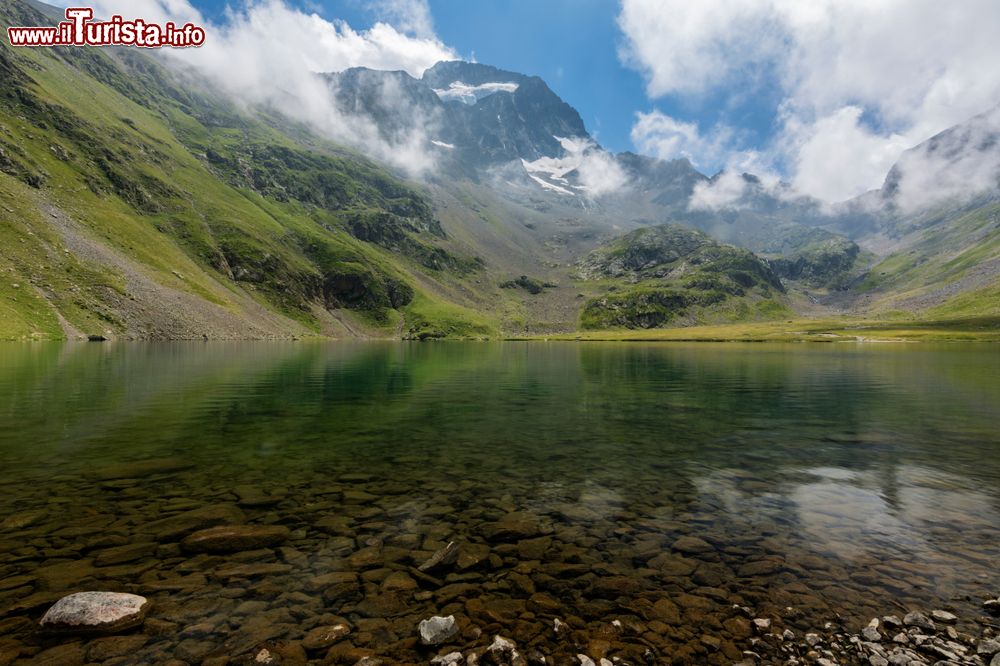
[768,236,870,289]
[857,202,1000,318]
[576,224,792,329]
[0,0,490,340]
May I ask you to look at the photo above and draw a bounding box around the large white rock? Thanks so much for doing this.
[40,591,149,634]
[418,615,458,645]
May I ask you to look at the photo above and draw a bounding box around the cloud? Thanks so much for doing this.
[630,110,734,172]
[886,105,1000,214]
[88,0,457,175]
[618,0,783,99]
[571,141,629,198]
[618,0,1000,204]
[366,0,436,39]
[783,107,911,203]
[688,151,782,211]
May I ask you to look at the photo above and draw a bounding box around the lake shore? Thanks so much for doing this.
[512,316,1000,344]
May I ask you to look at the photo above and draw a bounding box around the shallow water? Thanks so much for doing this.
[0,341,998,664]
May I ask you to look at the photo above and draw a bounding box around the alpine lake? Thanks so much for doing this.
[0,341,998,665]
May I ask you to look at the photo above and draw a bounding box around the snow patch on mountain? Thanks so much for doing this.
[521,136,629,198]
[433,81,519,105]
[527,173,574,196]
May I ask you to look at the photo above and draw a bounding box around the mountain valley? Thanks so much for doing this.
[2,0,999,341]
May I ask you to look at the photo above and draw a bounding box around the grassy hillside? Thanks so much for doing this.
[0,0,495,340]
[575,224,793,329]
[854,201,1000,319]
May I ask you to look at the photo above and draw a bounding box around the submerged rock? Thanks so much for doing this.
[480,512,547,542]
[419,541,459,572]
[181,524,290,553]
[902,611,935,631]
[419,615,458,645]
[302,624,351,651]
[485,635,524,666]
[671,535,714,555]
[140,503,246,541]
[40,591,149,634]
[92,457,193,481]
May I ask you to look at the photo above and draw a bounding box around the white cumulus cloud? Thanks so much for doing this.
[630,110,734,172]
[618,0,1000,204]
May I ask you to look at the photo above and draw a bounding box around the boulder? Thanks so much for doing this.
[40,591,149,634]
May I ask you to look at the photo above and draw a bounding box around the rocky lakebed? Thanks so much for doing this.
[0,455,999,666]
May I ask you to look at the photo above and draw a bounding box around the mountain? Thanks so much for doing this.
[2,0,999,341]
[0,0,497,341]
[576,225,790,329]
[341,62,878,300]
[328,61,587,172]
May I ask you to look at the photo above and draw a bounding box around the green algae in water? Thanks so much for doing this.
[0,341,999,664]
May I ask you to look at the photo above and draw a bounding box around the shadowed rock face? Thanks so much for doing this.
[40,592,150,634]
[327,61,589,171]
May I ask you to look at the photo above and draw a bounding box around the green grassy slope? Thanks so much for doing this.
[575,224,793,329]
[856,201,1000,319]
[0,0,495,340]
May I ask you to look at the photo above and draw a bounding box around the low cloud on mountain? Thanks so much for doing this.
[520,137,628,199]
[88,0,456,175]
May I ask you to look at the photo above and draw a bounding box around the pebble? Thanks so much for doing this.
[931,609,958,624]
[862,625,881,641]
[979,639,1000,657]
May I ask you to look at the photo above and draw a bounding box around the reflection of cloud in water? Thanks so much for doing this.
[791,465,999,560]
[692,464,999,564]
[790,480,918,559]
[895,467,1000,532]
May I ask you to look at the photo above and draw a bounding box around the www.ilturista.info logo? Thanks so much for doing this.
[7,8,206,48]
